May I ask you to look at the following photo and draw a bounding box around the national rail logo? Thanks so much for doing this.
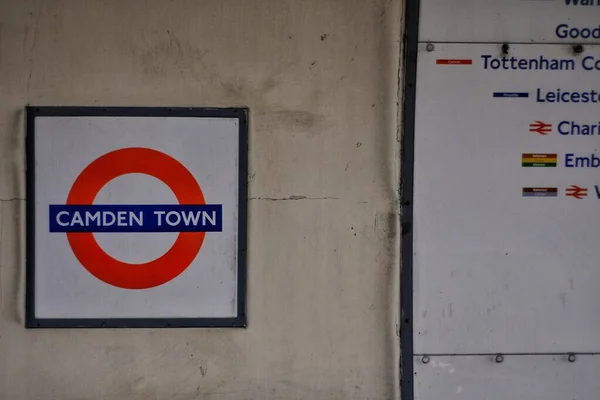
[49,147,223,290]
[566,185,588,199]
[530,121,552,135]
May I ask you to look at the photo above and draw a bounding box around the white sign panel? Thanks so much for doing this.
[413,43,600,353]
[414,355,600,400]
[26,107,248,328]
[420,0,600,43]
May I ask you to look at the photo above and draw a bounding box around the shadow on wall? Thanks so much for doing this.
[0,109,26,326]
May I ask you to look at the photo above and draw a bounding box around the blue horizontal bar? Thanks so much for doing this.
[49,204,223,233]
[493,92,529,98]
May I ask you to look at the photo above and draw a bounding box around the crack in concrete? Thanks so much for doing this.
[249,196,339,201]
[0,198,24,203]
[27,6,42,100]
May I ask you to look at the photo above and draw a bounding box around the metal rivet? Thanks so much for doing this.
[568,354,577,363]
[573,45,584,54]
[495,354,504,363]
[426,43,434,52]
[422,356,430,364]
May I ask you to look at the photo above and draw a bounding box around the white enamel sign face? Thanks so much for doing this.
[27,109,247,327]
[414,43,600,354]
[411,1,600,399]
[420,0,600,43]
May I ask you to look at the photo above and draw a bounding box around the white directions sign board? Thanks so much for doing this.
[413,43,600,354]
[407,1,600,399]
[420,0,600,44]
[26,107,248,328]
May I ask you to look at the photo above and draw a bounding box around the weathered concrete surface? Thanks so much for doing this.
[0,0,402,398]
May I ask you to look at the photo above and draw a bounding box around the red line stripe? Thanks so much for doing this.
[436,59,472,65]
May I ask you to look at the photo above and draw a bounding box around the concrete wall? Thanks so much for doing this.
[0,0,402,398]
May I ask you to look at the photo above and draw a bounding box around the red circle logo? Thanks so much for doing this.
[66,148,205,289]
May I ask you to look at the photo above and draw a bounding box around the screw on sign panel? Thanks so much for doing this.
[49,147,223,289]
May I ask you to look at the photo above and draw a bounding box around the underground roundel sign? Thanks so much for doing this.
[26,107,248,328]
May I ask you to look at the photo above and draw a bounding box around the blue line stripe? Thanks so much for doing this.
[493,92,529,98]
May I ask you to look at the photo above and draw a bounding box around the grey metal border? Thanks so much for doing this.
[25,106,248,329]
[401,0,420,398]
